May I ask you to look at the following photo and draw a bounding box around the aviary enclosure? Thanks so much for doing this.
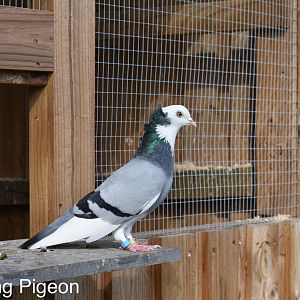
[0,0,299,299]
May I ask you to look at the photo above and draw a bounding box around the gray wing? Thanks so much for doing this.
[98,158,168,215]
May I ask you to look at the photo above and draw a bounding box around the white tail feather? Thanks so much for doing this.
[28,217,119,249]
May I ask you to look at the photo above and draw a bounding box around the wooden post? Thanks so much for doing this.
[29,0,95,231]
[29,1,96,299]
[297,0,300,218]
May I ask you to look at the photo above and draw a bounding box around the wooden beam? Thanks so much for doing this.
[297,0,300,218]
[0,70,47,86]
[0,7,53,71]
[99,0,289,38]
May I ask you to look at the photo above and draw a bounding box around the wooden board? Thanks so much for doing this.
[28,1,96,300]
[298,0,300,219]
[29,0,95,232]
[0,7,53,71]
[98,0,289,38]
[0,240,180,286]
[255,30,298,217]
[144,218,299,300]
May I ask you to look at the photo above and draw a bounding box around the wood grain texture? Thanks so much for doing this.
[29,80,54,232]
[0,7,53,71]
[144,219,300,300]
[297,0,300,219]
[29,0,94,232]
[112,267,155,300]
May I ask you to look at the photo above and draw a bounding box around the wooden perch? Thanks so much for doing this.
[99,0,289,38]
[0,239,180,286]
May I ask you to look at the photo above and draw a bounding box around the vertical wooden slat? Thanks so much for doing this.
[289,221,300,298]
[29,79,54,231]
[158,234,199,300]
[297,0,300,218]
[112,267,155,300]
[248,223,280,299]
[29,0,96,299]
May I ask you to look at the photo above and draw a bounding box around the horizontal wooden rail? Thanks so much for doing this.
[0,7,53,71]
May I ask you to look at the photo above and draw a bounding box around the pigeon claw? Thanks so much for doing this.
[127,243,161,253]
[120,242,161,253]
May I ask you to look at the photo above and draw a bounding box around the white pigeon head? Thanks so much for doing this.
[162,105,197,129]
[155,104,197,152]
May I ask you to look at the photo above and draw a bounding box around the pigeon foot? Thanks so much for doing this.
[127,242,161,253]
[120,239,161,252]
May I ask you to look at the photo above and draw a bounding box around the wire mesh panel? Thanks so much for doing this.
[96,0,298,236]
[0,0,48,9]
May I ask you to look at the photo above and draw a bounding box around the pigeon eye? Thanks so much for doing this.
[176,111,183,118]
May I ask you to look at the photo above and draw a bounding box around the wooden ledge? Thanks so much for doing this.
[0,70,47,86]
[0,240,181,286]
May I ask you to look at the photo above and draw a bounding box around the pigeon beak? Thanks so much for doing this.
[188,118,197,127]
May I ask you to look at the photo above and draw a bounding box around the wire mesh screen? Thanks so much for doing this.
[0,0,48,9]
[95,0,298,236]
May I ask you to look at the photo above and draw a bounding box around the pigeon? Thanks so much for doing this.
[19,105,196,252]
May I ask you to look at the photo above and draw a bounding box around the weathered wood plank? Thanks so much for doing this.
[289,221,300,298]
[28,1,96,299]
[99,0,289,38]
[248,222,280,299]
[0,240,180,286]
[0,7,53,71]
[146,218,299,300]
[297,0,300,219]
[29,81,54,232]
[0,70,47,86]
[112,266,155,300]
[158,234,199,300]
